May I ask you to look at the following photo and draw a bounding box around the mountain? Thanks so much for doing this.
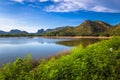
[0,29,28,36]
[37,28,56,34]
[9,29,28,34]
[46,29,55,32]
[0,20,119,36]
[37,27,73,35]
[9,29,22,34]
[0,30,7,34]
[111,24,120,36]
[74,20,111,35]
[45,26,74,36]
[45,20,115,36]
[37,29,45,34]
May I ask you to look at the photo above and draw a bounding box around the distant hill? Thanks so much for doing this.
[37,27,73,35]
[37,29,45,34]
[9,29,28,34]
[0,29,28,36]
[0,30,7,34]
[37,28,55,34]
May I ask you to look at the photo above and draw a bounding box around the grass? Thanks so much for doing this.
[0,37,120,80]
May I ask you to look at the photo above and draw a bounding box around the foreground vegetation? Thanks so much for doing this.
[0,37,120,80]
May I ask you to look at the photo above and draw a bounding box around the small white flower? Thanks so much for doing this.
[110,48,113,52]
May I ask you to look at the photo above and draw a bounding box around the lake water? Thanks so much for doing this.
[0,37,106,66]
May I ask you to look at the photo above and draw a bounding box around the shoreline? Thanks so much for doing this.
[0,36,113,39]
[44,36,112,39]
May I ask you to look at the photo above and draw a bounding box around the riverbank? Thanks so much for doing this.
[44,36,112,39]
[0,36,112,39]
[0,35,118,39]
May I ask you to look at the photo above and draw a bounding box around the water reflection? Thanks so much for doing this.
[0,37,71,45]
[0,37,72,67]
[57,38,108,47]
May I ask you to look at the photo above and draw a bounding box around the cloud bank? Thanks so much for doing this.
[12,0,120,13]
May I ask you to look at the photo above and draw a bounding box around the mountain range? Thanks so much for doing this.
[0,20,120,36]
[0,29,28,35]
[44,20,120,36]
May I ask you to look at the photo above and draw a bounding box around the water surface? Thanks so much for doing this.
[0,37,106,66]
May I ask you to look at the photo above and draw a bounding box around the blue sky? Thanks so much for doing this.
[0,0,120,32]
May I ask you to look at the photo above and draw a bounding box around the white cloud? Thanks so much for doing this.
[39,0,48,2]
[45,0,120,13]
[52,0,61,2]
[91,6,117,12]
[12,0,24,3]
[29,4,41,8]
[46,0,89,12]
[11,0,120,13]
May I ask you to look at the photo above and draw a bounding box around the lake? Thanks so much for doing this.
[0,37,107,66]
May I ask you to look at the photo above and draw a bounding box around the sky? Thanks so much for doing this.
[0,0,120,32]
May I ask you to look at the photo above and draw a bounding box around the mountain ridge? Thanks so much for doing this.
[45,20,120,36]
[0,20,120,36]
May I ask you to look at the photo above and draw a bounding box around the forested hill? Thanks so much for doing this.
[45,20,120,36]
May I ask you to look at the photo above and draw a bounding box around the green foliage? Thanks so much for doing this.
[0,38,120,80]
[0,54,33,80]
[45,27,76,36]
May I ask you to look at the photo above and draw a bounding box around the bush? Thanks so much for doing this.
[0,54,33,80]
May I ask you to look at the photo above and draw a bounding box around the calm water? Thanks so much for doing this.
[0,37,106,66]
